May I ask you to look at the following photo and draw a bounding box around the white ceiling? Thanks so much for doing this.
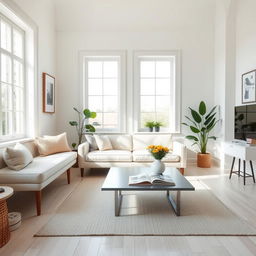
[53,0,215,32]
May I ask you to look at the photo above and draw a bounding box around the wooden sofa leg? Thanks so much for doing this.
[67,168,71,184]
[80,168,84,177]
[35,191,42,216]
[179,168,185,175]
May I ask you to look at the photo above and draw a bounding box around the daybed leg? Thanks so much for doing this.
[179,168,185,175]
[80,168,84,177]
[67,168,71,184]
[35,191,42,216]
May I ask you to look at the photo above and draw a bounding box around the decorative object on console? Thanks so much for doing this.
[69,108,97,149]
[43,73,55,113]
[242,69,256,104]
[145,121,155,132]
[147,145,169,174]
[182,101,219,168]
[154,122,163,132]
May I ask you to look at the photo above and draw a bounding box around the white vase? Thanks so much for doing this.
[150,159,165,175]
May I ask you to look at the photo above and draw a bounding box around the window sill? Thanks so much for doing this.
[0,137,34,148]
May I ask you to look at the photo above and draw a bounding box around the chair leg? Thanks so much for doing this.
[35,191,42,216]
[80,168,84,177]
[229,157,235,179]
[250,160,255,183]
[179,168,185,175]
[67,168,71,184]
[238,159,241,177]
[243,160,246,185]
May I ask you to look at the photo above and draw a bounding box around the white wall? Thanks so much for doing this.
[55,0,216,147]
[13,0,57,136]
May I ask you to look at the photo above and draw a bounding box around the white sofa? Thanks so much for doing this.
[78,134,187,176]
[0,140,77,215]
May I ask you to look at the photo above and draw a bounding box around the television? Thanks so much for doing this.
[235,104,256,141]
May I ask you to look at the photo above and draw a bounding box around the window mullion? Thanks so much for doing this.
[0,16,2,136]
[102,61,104,129]
[11,24,14,136]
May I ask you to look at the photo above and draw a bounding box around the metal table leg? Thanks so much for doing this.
[167,190,181,216]
[114,190,123,216]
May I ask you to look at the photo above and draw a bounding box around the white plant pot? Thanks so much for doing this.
[150,159,165,175]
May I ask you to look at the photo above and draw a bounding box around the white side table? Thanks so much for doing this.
[0,186,13,248]
[224,142,256,185]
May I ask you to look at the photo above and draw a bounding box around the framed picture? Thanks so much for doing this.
[43,73,55,113]
[242,69,256,104]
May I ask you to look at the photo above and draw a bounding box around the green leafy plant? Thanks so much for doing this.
[154,122,163,128]
[145,121,155,129]
[69,108,97,149]
[182,101,219,154]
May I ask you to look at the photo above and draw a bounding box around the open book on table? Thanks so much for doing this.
[129,173,175,186]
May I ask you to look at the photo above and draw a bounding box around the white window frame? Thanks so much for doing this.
[0,0,38,143]
[79,50,126,133]
[133,50,181,133]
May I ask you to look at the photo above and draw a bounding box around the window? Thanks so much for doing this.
[0,15,25,140]
[134,51,181,133]
[81,52,126,132]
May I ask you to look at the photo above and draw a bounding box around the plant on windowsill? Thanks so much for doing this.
[145,121,155,132]
[154,122,163,132]
[69,108,97,150]
[182,101,219,168]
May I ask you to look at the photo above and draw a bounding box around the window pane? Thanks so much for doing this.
[156,112,169,127]
[88,96,102,112]
[156,79,170,95]
[88,61,102,78]
[140,61,155,78]
[1,21,11,52]
[103,113,118,126]
[103,79,118,95]
[156,96,170,112]
[1,111,12,135]
[1,54,12,83]
[13,87,24,111]
[141,79,155,95]
[13,60,24,87]
[156,61,170,78]
[103,96,117,112]
[88,79,102,95]
[103,61,118,78]
[89,112,103,129]
[140,112,155,128]
[13,29,23,58]
[14,112,23,134]
[1,84,12,111]
[141,96,155,112]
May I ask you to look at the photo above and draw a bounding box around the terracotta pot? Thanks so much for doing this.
[197,153,211,168]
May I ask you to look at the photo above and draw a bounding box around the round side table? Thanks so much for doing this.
[0,186,13,248]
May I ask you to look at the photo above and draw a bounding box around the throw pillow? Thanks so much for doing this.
[36,132,71,156]
[85,135,98,151]
[94,135,113,151]
[3,143,33,170]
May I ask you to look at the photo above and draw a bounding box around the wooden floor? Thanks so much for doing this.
[1,165,256,256]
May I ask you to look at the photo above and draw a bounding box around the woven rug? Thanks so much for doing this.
[35,172,256,236]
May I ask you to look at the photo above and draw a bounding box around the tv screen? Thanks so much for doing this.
[235,104,256,141]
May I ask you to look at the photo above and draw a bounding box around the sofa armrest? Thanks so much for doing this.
[78,142,89,166]
[172,141,187,168]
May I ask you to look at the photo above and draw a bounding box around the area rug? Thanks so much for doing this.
[35,173,256,236]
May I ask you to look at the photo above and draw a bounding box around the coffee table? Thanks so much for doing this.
[101,167,195,217]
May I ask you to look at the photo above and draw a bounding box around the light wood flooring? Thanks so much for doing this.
[1,165,256,256]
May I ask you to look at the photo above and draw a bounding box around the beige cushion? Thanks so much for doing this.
[107,135,132,151]
[36,133,71,156]
[85,135,98,151]
[86,150,132,162]
[133,135,172,151]
[0,152,77,184]
[94,135,113,151]
[2,143,33,171]
[133,150,180,162]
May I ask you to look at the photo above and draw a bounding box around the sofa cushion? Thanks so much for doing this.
[107,135,132,151]
[86,150,132,162]
[94,135,113,151]
[133,150,180,162]
[0,152,77,184]
[133,135,172,151]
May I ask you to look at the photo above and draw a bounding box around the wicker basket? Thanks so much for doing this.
[0,200,10,248]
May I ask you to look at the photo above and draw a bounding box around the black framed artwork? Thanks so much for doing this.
[242,69,256,104]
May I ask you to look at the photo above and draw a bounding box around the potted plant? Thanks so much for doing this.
[145,121,155,132]
[182,101,219,168]
[69,108,97,150]
[154,122,163,132]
